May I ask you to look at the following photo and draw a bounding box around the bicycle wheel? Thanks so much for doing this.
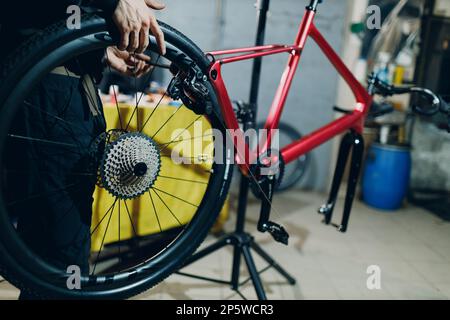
[0,14,232,299]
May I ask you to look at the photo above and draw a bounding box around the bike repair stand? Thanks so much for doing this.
[176,0,296,300]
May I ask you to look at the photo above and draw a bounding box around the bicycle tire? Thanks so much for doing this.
[0,14,233,299]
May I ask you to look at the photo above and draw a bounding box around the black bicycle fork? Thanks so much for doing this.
[318,130,365,233]
[256,130,365,240]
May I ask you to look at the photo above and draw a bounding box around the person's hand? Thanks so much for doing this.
[112,0,166,55]
[105,46,153,77]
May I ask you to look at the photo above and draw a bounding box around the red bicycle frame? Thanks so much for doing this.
[206,7,372,176]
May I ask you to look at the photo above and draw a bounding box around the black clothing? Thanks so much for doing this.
[0,1,114,299]
[6,73,107,299]
[7,73,107,269]
[0,1,119,29]
[0,0,119,77]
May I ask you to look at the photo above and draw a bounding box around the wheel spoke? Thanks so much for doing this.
[24,100,96,140]
[40,65,103,153]
[151,186,198,208]
[159,115,203,154]
[92,198,116,275]
[4,168,95,177]
[6,182,80,207]
[135,55,161,108]
[152,189,183,226]
[43,65,101,151]
[139,90,168,133]
[157,175,208,185]
[151,105,183,139]
[43,67,76,128]
[133,52,139,131]
[14,194,77,238]
[148,191,162,233]
[159,133,214,147]
[123,200,138,237]
[91,198,119,236]
[74,198,118,266]
[105,49,124,130]
[7,134,79,148]
[125,55,161,131]
[118,199,121,262]
[160,155,210,160]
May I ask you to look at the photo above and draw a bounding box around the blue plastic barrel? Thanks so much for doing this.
[362,143,412,210]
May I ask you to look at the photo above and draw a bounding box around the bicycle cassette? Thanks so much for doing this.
[99,132,161,200]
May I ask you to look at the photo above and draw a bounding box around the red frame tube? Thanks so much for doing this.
[207,9,372,175]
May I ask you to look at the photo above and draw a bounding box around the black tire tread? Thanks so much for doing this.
[0,14,232,300]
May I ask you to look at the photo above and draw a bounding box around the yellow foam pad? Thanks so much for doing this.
[91,103,223,252]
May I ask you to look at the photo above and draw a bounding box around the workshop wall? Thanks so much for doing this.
[158,0,349,191]
[411,120,450,191]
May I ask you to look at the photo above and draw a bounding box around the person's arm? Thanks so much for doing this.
[93,0,166,54]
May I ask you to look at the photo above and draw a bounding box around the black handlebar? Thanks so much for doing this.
[367,74,441,116]
[367,74,450,132]
[409,87,441,116]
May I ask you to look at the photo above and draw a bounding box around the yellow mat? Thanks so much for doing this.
[91,103,227,252]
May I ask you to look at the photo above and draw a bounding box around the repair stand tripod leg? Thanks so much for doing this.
[242,243,267,300]
[176,0,295,300]
[251,241,296,285]
[231,176,248,290]
[177,173,296,300]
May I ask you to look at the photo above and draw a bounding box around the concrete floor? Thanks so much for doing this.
[1,190,449,300]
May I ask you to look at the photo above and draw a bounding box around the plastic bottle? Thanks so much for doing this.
[395,49,414,84]
[374,52,392,83]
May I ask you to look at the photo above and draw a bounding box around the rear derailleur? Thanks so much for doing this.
[167,62,212,115]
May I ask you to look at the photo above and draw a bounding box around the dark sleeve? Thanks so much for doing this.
[89,0,120,16]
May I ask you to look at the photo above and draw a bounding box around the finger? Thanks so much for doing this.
[142,64,153,75]
[136,70,146,78]
[125,56,137,67]
[124,64,139,77]
[136,65,151,78]
[145,0,166,10]
[118,28,130,51]
[107,57,129,74]
[142,64,154,77]
[135,53,151,62]
[133,60,148,77]
[127,30,139,53]
[136,60,146,73]
[124,69,136,77]
[129,60,145,76]
[137,25,150,53]
[149,16,166,55]
[125,53,150,67]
